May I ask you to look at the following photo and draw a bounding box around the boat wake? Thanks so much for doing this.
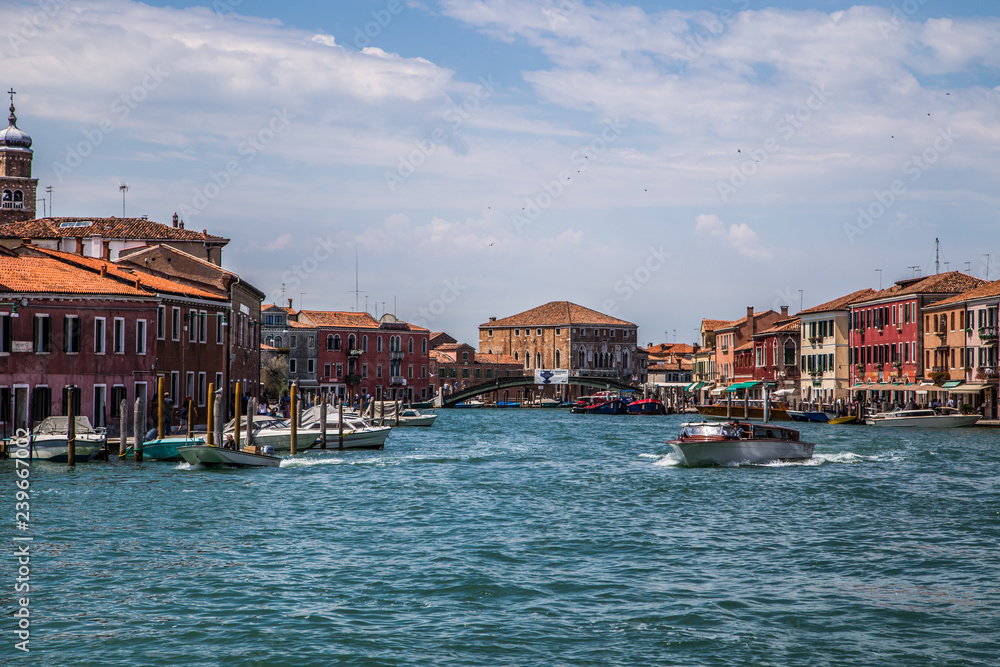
[649,450,891,468]
[279,456,347,467]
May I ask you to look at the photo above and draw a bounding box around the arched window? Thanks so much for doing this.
[333,335,341,351]
[12,190,23,209]
[408,337,414,353]
[377,336,383,352]
[326,334,334,350]
[348,334,356,350]
[266,336,274,346]
[524,353,530,369]
[1,190,11,209]
[536,352,542,368]
[514,351,518,361]
[362,335,368,351]
[275,336,282,347]
[579,350,585,367]
[621,351,627,368]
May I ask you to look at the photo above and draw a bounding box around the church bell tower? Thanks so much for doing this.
[0,89,37,224]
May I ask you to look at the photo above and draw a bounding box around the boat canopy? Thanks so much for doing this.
[32,416,98,434]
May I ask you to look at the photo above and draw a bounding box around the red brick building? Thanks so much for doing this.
[430,343,521,396]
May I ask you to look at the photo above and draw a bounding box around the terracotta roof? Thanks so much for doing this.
[481,301,635,328]
[645,343,696,355]
[798,288,878,314]
[473,352,520,366]
[16,246,225,301]
[0,255,149,296]
[856,271,987,303]
[430,349,456,363]
[734,341,755,352]
[286,320,315,329]
[755,318,801,336]
[924,279,1000,308]
[120,244,236,276]
[0,217,228,242]
[299,310,381,329]
[716,310,777,332]
[649,359,693,371]
[434,342,474,352]
[701,319,732,331]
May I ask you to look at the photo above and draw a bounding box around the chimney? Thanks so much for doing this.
[781,305,788,317]
[172,212,179,228]
[100,264,107,277]
[76,237,84,256]
[179,220,185,230]
[747,305,755,336]
[102,240,111,261]
[489,316,496,322]
[288,298,293,309]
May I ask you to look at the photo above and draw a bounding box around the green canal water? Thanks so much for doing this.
[3,410,999,666]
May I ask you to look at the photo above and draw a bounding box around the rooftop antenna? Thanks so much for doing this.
[908,265,919,278]
[875,268,882,290]
[354,245,360,312]
[299,292,307,310]
[965,261,971,274]
[935,238,940,274]
[798,289,803,312]
[984,254,991,281]
[280,282,286,305]
[119,182,129,218]
[45,185,52,217]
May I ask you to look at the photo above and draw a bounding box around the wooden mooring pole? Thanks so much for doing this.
[338,398,344,450]
[290,383,298,456]
[66,386,76,467]
[133,396,144,463]
[206,382,215,446]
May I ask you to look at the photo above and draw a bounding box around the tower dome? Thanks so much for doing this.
[0,90,32,151]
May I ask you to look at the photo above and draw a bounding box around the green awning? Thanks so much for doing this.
[942,380,962,389]
[724,382,745,392]
[725,381,761,392]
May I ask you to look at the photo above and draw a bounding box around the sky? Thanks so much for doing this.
[3,0,999,347]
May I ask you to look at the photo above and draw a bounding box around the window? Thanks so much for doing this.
[157,306,165,339]
[290,335,297,347]
[289,358,297,373]
[408,364,413,378]
[377,336,383,352]
[611,329,616,338]
[336,364,343,378]
[537,328,543,336]
[555,350,561,367]
[307,359,315,374]
[461,368,468,378]
[109,386,127,420]
[362,363,368,378]
[486,368,493,379]
[198,372,207,407]
[188,309,197,343]
[422,365,427,378]
[536,352,542,368]
[113,318,125,354]
[185,372,195,404]
[555,329,560,335]
[31,386,51,422]
[308,335,315,348]
[422,338,427,354]
[348,334,356,350]
[94,317,106,354]
[34,315,51,353]
[0,313,10,353]
[136,319,147,354]
[199,311,207,343]
[377,364,382,379]
[215,373,223,396]
[333,335,341,351]
[172,307,181,341]
[170,371,180,402]
[408,337,414,353]
[324,363,331,377]
[488,329,493,337]
[216,313,224,345]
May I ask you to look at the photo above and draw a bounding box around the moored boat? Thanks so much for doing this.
[786,410,830,423]
[26,416,106,462]
[864,407,981,428]
[627,398,666,415]
[668,421,814,466]
[142,436,206,461]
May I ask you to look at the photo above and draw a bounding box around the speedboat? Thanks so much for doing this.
[695,400,791,421]
[178,443,280,468]
[786,410,831,423]
[388,408,438,427]
[142,436,206,461]
[26,416,106,462]
[628,398,666,415]
[864,407,981,427]
[299,407,392,449]
[668,421,814,466]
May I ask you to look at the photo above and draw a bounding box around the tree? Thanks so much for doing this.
[260,350,289,402]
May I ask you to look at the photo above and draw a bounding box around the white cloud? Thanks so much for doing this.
[695,213,771,260]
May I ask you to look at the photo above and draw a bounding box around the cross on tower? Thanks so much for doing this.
[7,89,14,108]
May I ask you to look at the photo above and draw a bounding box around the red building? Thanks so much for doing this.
[848,272,986,386]
[298,310,431,402]
[1,245,229,433]
[430,343,521,396]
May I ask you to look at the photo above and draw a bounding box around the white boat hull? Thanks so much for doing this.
[865,414,981,427]
[28,435,105,462]
[250,429,321,451]
[670,439,814,467]
[306,426,392,449]
[178,445,280,468]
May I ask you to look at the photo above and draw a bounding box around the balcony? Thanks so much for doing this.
[348,348,363,357]
[389,351,404,360]
[932,366,945,373]
[976,366,998,379]
[390,375,406,385]
[979,327,998,345]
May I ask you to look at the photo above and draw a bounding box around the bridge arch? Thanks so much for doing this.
[439,375,636,407]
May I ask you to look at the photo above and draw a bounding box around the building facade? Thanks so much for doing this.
[478,301,640,398]
[714,307,783,386]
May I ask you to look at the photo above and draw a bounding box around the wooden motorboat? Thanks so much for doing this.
[177,443,281,468]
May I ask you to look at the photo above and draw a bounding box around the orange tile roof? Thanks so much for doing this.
[756,318,801,336]
[0,255,150,296]
[701,318,732,331]
[482,301,635,328]
[924,278,1000,308]
[857,271,987,303]
[22,246,224,301]
[649,359,693,371]
[300,310,381,328]
[716,310,777,332]
[473,352,520,366]
[798,288,878,314]
[0,217,227,242]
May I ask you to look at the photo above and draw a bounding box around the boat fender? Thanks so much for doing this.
[262,445,275,456]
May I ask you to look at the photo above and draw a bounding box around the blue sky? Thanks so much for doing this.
[4,0,999,346]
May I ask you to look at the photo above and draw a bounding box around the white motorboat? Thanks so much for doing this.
[298,406,392,449]
[375,406,437,427]
[25,416,106,462]
[668,421,814,467]
[864,407,981,427]
[177,443,280,468]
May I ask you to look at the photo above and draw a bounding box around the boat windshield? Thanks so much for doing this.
[680,423,726,438]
